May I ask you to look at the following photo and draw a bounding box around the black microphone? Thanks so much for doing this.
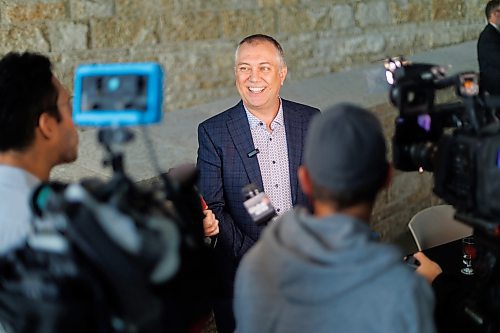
[247,148,260,158]
[242,184,277,225]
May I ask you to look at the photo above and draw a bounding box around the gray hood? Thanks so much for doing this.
[259,207,403,304]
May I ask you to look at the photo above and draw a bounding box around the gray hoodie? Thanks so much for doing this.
[234,208,436,333]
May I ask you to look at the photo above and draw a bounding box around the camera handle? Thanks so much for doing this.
[98,127,134,174]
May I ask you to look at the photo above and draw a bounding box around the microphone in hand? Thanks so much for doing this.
[242,184,277,225]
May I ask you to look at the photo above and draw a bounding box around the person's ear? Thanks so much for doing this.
[279,65,287,86]
[37,112,57,140]
[298,165,312,197]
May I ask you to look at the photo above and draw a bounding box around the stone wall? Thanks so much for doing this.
[0,0,485,245]
[0,0,486,112]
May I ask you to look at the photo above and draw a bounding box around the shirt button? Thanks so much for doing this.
[272,161,276,164]
[277,208,281,212]
[275,184,279,188]
[259,122,263,126]
[269,138,272,141]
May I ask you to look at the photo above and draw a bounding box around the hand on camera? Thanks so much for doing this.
[203,209,219,237]
[413,252,443,284]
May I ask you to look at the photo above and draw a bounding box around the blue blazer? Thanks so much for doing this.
[197,99,319,274]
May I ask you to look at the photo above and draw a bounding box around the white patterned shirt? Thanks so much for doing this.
[245,101,293,216]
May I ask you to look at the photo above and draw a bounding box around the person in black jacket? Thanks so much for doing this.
[477,0,500,96]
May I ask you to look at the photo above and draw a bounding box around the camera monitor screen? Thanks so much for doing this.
[73,63,164,126]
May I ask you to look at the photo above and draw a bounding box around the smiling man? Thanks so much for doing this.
[196,34,319,332]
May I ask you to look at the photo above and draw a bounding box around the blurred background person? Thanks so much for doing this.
[478,0,500,96]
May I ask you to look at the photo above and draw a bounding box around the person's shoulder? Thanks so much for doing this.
[282,99,320,115]
[199,101,243,128]
[480,24,500,40]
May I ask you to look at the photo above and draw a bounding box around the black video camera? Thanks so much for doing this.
[0,63,214,333]
[386,57,500,332]
[386,57,500,233]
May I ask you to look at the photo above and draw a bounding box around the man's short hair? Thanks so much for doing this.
[304,103,388,209]
[235,34,286,67]
[485,0,500,19]
[0,52,60,152]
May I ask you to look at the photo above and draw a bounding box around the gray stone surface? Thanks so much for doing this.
[50,40,478,184]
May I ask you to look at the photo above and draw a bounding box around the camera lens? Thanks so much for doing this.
[107,77,120,92]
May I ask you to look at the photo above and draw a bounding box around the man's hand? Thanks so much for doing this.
[203,209,219,237]
[414,252,443,284]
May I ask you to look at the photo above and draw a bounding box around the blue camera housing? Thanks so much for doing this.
[73,63,164,127]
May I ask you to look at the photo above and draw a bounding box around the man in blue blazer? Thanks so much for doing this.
[197,34,319,332]
[478,0,500,96]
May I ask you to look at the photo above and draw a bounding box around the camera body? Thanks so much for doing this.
[387,58,500,231]
[387,58,500,332]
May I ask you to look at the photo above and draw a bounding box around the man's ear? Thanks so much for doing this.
[279,65,287,86]
[37,112,56,140]
[298,165,312,197]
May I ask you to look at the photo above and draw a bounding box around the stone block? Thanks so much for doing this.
[0,25,49,53]
[383,23,419,55]
[159,11,222,41]
[464,0,485,21]
[70,0,114,20]
[48,22,88,52]
[343,34,386,55]
[91,16,159,49]
[432,0,465,21]
[1,2,67,23]
[116,0,174,17]
[278,6,331,33]
[355,1,391,28]
[462,23,484,41]
[55,49,131,93]
[221,9,276,38]
[172,0,253,10]
[331,5,355,29]
[414,22,468,50]
[258,0,299,6]
[389,0,431,24]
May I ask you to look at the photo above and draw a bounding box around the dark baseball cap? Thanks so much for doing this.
[304,103,388,194]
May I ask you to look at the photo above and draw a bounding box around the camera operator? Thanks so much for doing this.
[233,104,436,333]
[0,52,78,255]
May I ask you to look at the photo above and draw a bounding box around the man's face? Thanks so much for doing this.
[491,6,500,24]
[235,40,287,115]
[52,77,78,164]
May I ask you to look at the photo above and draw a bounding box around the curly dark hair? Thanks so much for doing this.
[0,52,61,152]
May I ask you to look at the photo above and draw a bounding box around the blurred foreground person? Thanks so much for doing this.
[0,52,78,255]
[234,104,436,333]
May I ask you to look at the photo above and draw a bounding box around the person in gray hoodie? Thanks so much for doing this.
[234,103,436,333]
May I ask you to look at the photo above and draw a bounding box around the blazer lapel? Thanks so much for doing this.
[284,102,303,205]
[226,102,264,190]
